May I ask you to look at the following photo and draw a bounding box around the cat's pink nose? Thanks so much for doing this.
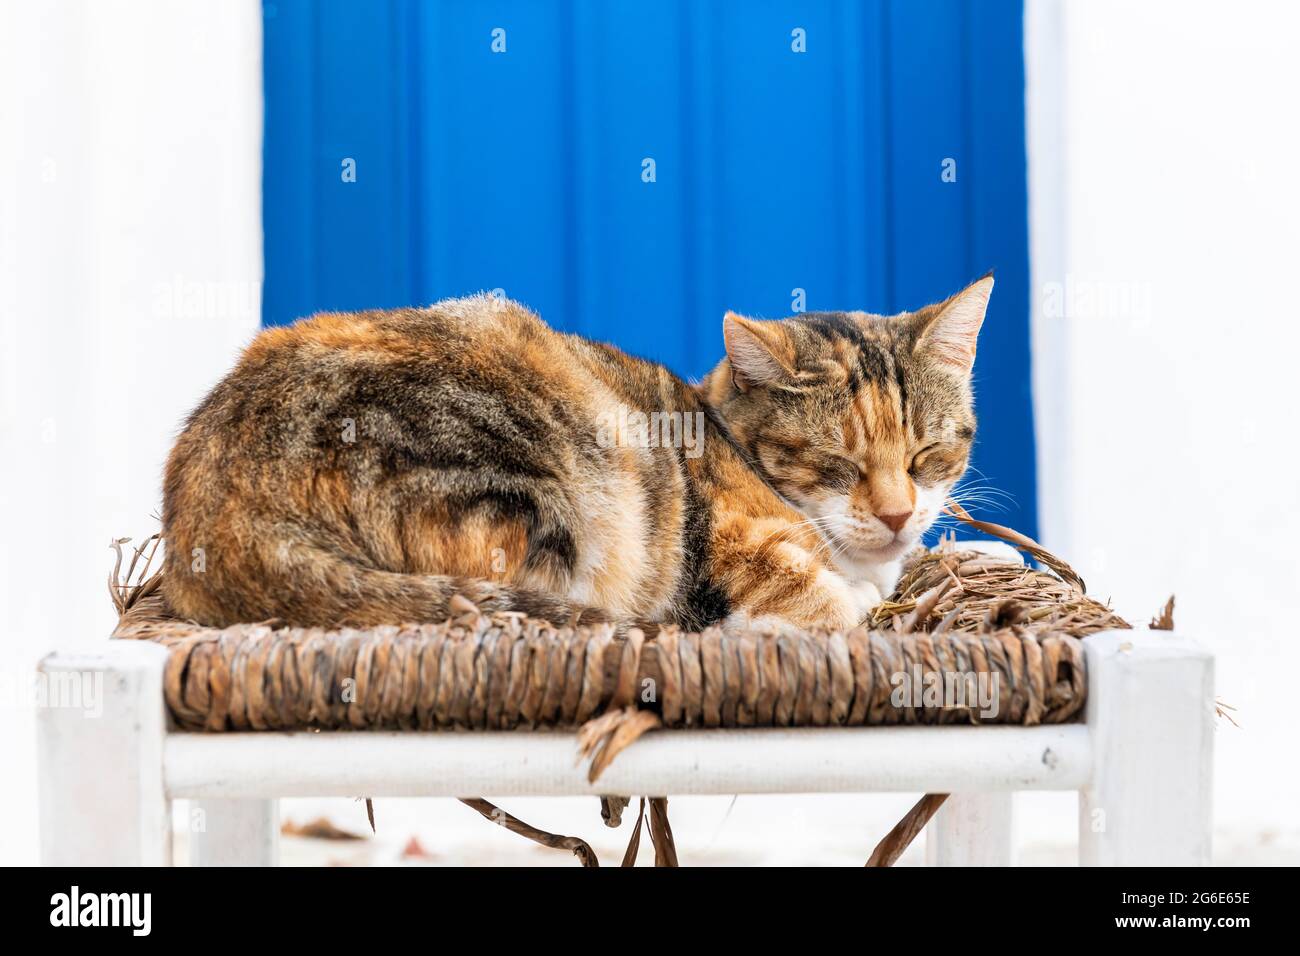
[876,511,912,534]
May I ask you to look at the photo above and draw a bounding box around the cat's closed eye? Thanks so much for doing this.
[818,455,858,491]
[909,442,968,485]
[908,444,939,476]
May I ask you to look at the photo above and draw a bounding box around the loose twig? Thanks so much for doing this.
[1149,595,1176,630]
[647,797,679,867]
[944,500,1087,592]
[865,793,949,867]
[577,707,662,782]
[621,798,647,867]
[1215,698,1240,728]
[460,798,599,867]
[108,533,162,615]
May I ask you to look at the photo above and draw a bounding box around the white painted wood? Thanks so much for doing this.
[190,799,280,867]
[165,725,1090,799]
[37,642,173,865]
[925,793,1014,866]
[1079,630,1213,866]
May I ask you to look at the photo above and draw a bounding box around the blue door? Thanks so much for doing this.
[262,0,1036,537]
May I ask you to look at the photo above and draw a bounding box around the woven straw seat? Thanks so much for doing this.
[112,542,1126,737]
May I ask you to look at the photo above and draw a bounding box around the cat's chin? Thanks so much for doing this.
[828,533,915,565]
[855,539,915,563]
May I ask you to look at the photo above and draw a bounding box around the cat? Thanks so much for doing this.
[161,275,991,635]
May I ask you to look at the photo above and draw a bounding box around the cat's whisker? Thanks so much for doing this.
[949,504,1010,517]
[951,493,1016,509]
[947,498,1011,515]
[946,477,1017,517]
[757,514,839,540]
[953,487,1014,499]
[751,514,842,558]
[949,477,1017,503]
[823,531,862,564]
[949,492,1015,509]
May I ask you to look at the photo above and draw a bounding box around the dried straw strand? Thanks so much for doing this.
[459,798,599,867]
[943,499,1086,592]
[1150,595,1176,630]
[621,799,647,867]
[865,793,949,867]
[647,797,679,867]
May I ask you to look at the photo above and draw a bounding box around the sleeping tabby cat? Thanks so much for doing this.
[161,276,992,634]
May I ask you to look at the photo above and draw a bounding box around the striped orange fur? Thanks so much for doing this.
[161,278,992,634]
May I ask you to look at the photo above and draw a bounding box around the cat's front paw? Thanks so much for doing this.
[719,568,882,636]
[720,611,810,639]
[848,579,884,625]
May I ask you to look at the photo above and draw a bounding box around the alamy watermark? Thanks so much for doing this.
[1040,274,1153,325]
[50,886,150,936]
[595,403,705,459]
[152,275,260,323]
[890,665,999,719]
[2,669,103,718]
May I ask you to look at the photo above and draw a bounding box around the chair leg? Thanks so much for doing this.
[1079,631,1214,865]
[925,792,1014,865]
[37,642,173,865]
[190,798,280,866]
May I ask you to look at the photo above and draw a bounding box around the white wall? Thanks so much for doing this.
[0,0,263,864]
[1027,0,1300,858]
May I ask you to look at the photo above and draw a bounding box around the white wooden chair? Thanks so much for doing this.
[36,629,1212,866]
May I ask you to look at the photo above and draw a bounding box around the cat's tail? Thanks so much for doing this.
[161,542,615,630]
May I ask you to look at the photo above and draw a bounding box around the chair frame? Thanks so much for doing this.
[36,630,1213,866]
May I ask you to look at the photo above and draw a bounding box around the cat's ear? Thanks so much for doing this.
[723,312,795,392]
[911,274,993,375]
